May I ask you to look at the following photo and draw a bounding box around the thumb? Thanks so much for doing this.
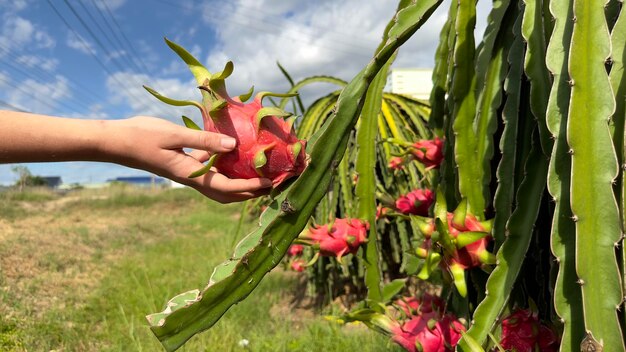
[169,126,237,153]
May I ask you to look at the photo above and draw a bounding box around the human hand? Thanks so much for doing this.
[101,116,273,203]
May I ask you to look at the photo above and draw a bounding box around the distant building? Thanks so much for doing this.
[108,176,170,188]
[387,68,433,100]
[41,176,62,188]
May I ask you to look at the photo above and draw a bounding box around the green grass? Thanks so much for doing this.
[0,187,399,351]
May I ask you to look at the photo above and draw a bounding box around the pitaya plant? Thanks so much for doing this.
[144,39,307,187]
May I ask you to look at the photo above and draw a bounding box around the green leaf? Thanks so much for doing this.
[187,154,217,178]
[182,116,201,130]
[381,278,407,303]
[143,85,203,111]
[164,37,211,86]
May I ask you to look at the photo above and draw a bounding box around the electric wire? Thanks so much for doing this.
[46,0,178,118]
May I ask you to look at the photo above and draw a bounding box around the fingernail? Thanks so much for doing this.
[221,137,236,149]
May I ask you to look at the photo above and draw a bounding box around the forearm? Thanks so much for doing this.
[0,110,109,163]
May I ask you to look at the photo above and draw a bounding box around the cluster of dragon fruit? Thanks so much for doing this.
[284,136,558,351]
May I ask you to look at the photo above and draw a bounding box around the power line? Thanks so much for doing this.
[0,75,80,114]
[91,0,155,79]
[75,0,144,75]
[0,43,106,112]
[0,99,28,113]
[46,0,177,117]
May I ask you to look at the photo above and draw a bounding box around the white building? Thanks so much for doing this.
[386,68,433,100]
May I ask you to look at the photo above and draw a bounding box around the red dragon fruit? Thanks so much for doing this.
[144,39,307,187]
[395,189,435,216]
[395,294,445,317]
[500,309,559,352]
[287,244,304,257]
[391,313,465,352]
[410,137,444,169]
[388,156,406,170]
[290,259,306,272]
[300,218,369,259]
[445,212,494,269]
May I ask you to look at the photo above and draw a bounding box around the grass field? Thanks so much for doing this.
[0,186,399,351]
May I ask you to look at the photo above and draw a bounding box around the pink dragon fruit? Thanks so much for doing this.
[144,39,307,187]
[395,294,444,317]
[388,156,406,170]
[395,189,435,216]
[287,244,304,257]
[410,137,444,170]
[290,259,306,272]
[205,89,307,186]
[500,309,559,352]
[391,313,465,352]
[446,213,494,269]
[300,218,369,259]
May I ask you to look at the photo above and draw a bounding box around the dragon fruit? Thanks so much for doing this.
[395,294,444,317]
[395,188,435,216]
[300,218,369,260]
[388,156,406,170]
[410,137,444,169]
[290,259,306,272]
[287,244,304,257]
[144,39,307,187]
[391,312,464,352]
[500,309,559,352]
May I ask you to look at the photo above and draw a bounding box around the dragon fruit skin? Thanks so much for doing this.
[500,309,559,352]
[290,259,306,272]
[395,189,435,216]
[391,313,465,352]
[287,244,304,257]
[410,137,444,169]
[207,94,307,187]
[446,213,493,269]
[301,218,369,259]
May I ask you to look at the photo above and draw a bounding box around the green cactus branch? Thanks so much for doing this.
[146,1,443,350]
[450,0,482,216]
[492,8,523,248]
[568,0,624,348]
[545,0,583,349]
[521,0,553,155]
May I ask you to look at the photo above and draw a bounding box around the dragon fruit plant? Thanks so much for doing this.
[144,39,307,187]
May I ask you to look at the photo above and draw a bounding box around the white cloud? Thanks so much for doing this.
[0,0,28,12]
[6,75,71,114]
[66,31,96,55]
[0,16,55,52]
[93,0,127,11]
[16,55,59,72]
[106,71,204,125]
[190,0,492,108]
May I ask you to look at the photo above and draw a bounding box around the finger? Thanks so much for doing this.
[202,189,270,204]
[196,172,273,193]
[167,126,237,153]
[188,149,211,162]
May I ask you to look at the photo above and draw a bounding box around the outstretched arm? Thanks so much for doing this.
[0,111,272,203]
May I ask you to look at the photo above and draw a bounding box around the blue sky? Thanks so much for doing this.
[0,0,489,186]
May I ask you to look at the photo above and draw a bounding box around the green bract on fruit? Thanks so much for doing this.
[144,38,308,187]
